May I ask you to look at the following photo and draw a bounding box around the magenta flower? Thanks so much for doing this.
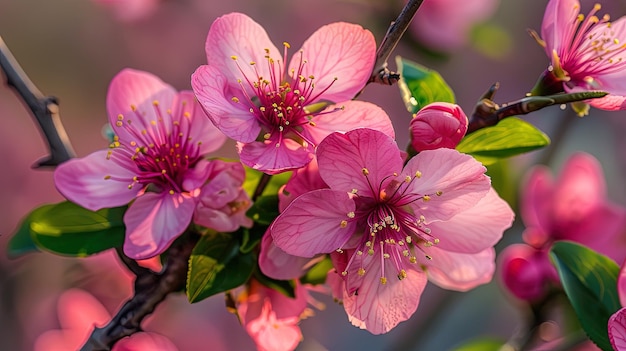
[92,0,159,22]
[53,69,249,259]
[532,0,626,111]
[191,12,394,174]
[499,152,626,301]
[609,262,626,351]
[409,102,468,152]
[271,128,513,333]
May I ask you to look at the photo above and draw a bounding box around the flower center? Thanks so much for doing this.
[105,100,203,194]
[229,42,339,148]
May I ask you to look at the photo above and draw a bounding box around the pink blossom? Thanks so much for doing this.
[271,128,513,334]
[235,280,311,351]
[191,12,394,174]
[54,69,250,259]
[34,289,177,351]
[499,152,626,301]
[92,0,160,22]
[610,262,626,350]
[532,0,626,111]
[408,0,499,52]
[409,102,468,152]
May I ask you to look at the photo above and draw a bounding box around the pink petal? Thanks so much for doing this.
[171,91,227,155]
[317,128,404,197]
[343,268,427,334]
[619,260,626,307]
[259,232,323,280]
[107,69,176,144]
[610,307,626,351]
[181,159,212,192]
[403,148,490,222]
[238,138,312,174]
[204,13,280,90]
[123,192,196,259]
[290,22,376,103]
[307,101,395,145]
[420,247,495,291]
[541,0,580,57]
[498,244,557,301]
[57,289,110,334]
[54,150,141,211]
[430,188,514,253]
[520,165,554,243]
[278,156,327,212]
[113,332,178,351]
[588,93,626,111]
[271,189,356,257]
[198,160,246,208]
[194,189,253,232]
[191,65,260,142]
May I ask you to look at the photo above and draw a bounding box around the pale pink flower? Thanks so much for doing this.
[54,69,249,259]
[34,289,177,351]
[235,279,311,351]
[271,128,513,334]
[409,102,468,152]
[532,0,626,111]
[499,152,626,301]
[192,12,394,174]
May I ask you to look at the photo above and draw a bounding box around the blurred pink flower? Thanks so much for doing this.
[409,102,468,152]
[500,152,626,301]
[93,0,160,22]
[271,128,513,333]
[532,0,626,111]
[192,12,394,174]
[34,289,177,351]
[54,69,250,260]
[408,0,499,52]
[235,280,311,351]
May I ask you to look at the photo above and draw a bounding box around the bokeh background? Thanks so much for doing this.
[1,0,626,350]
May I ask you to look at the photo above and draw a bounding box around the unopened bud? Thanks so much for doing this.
[409,102,468,152]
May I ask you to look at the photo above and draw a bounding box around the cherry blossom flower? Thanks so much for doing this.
[499,152,626,301]
[409,102,468,152]
[54,69,251,259]
[34,289,177,351]
[531,0,626,112]
[192,12,394,174]
[271,128,513,334]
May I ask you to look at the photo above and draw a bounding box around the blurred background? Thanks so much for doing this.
[1,0,625,350]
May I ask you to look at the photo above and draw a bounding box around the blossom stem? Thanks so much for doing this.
[80,232,200,351]
[252,173,273,201]
[0,35,75,167]
[115,246,154,278]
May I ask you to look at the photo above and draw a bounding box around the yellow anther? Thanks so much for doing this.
[357,268,365,276]
[152,100,159,106]
[340,220,348,228]
[351,189,358,194]
[405,176,411,182]
[409,256,417,264]
[169,190,175,195]
[104,175,111,180]
[130,104,137,111]
[368,249,375,255]
[231,56,238,60]
[436,190,443,196]
[283,42,291,48]
[423,195,431,202]
[161,170,167,174]
[347,212,355,218]
[249,61,256,66]
[117,114,124,121]
[398,270,407,280]
[231,97,240,103]
[362,168,369,176]
[341,271,348,276]
[415,171,422,178]
[116,121,123,127]
[380,277,387,285]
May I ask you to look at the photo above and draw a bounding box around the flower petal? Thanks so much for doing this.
[271,189,356,257]
[619,261,626,307]
[587,93,626,111]
[291,22,375,103]
[420,247,495,291]
[107,69,176,145]
[541,0,580,57]
[520,165,554,244]
[317,128,403,197]
[343,268,427,334]
[54,150,141,211]
[430,188,514,253]
[123,192,196,259]
[307,101,395,145]
[259,232,323,280]
[192,65,261,142]
[278,156,327,212]
[403,148,490,222]
[172,90,227,155]
[610,307,626,351]
[113,333,179,351]
[238,138,312,174]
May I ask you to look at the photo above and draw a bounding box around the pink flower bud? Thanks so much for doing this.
[498,244,559,302]
[409,102,468,152]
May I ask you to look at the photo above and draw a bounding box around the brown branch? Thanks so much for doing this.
[81,233,199,350]
[0,35,75,167]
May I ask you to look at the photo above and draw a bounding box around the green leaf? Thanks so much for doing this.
[451,338,505,351]
[396,56,455,114]
[300,256,333,285]
[6,206,52,258]
[246,195,279,226]
[240,225,267,254]
[186,233,254,303]
[242,167,291,199]
[456,117,550,165]
[550,241,621,351]
[28,201,125,257]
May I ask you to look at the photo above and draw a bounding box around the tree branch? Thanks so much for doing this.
[0,35,75,167]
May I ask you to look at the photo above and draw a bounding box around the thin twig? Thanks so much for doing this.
[115,247,155,278]
[0,35,75,167]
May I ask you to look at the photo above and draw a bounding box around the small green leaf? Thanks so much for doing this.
[246,195,279,226]
[452,338,505,351]
[396,56,455,114]
[242,167,291,199]
[186,233,254,303]
[6,206,53,258]
[255,270,296,298]
[28,202,125,257]
[300,256,333,285]
[240,225,267,254]
[456,117,550,165]
[550,241,621,351]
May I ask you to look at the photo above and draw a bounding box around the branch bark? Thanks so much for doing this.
[0,35,75,167]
